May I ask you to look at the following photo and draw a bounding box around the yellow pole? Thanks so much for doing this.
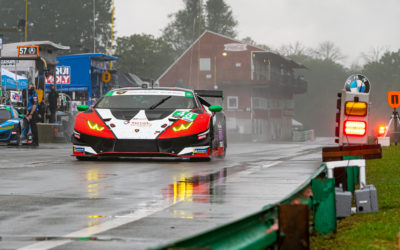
[25,0,28,41]
[110,1,114,70]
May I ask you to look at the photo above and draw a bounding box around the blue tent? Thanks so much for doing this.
[1,68,28,89]
[45,53,119,103]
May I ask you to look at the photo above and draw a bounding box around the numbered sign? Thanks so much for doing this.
[17,45,39,57]
[388,91,400,109]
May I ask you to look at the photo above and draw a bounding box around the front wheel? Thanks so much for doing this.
[76,156,96,161]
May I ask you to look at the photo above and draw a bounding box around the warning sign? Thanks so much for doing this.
[388,91,400,109]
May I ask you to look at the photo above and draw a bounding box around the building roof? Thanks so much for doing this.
[156,30,305,83]
[4,41,70,50]
[57,53,119,61]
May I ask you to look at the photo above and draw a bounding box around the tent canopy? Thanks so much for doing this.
[1,68,28,89]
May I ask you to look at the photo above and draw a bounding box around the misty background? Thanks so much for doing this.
[1,0,399,136]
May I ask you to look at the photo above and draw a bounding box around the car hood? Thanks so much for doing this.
[95,108,194,139]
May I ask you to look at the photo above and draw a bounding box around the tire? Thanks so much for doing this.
[76,156,96,161]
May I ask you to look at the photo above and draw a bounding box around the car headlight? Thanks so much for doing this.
[87,120,105,131]
[172,122,193,132]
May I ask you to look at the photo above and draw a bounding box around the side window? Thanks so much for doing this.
[227,96,238,109]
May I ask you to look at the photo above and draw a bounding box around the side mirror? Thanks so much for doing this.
[19,114,24,118]
[209,105,222,112]
[77,105,89,112]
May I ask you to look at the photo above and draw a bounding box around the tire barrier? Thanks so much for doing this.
[153,164,337,250]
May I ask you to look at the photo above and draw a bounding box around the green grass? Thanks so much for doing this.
[311,146,400,250]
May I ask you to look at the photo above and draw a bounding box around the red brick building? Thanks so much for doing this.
[157,31,307,141]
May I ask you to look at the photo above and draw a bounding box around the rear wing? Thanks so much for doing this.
[194,90,224,100]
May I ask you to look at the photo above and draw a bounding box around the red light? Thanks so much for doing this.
[344,120,366,136]
[377,125,386,137]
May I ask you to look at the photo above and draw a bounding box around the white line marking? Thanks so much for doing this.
[18,200,174,250]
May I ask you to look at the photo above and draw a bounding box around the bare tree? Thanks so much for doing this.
[278,41,308,57]
[361,45,390,63]
[312,41,345,62]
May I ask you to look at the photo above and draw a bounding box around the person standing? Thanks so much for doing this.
[27,84,39,146]
[48,85,59,123]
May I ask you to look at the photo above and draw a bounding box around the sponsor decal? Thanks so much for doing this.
[193,148,208,154]
[104,91,114,96]
[185,92,194,97]
[124,121,152,127]
[224,43,247,52]
[0,125,14,130]
[135,129,140,133]
[198,134,207,140]
[154,131,160,135]
[73,131,81,139]
[116,91,127,95]
[74,147,85,153]
[172,111,198,122]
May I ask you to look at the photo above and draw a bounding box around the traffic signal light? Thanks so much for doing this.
[338,89,370,145]
[377,125,386,137]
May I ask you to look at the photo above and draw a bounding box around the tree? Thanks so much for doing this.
[311,41,345,62]
[162,0,238,54]
[162,0,205,53]
[361,46,389,64]
[205,0,237,38]
[115,34,175,80]
[293,58,348,136]
[0,0,113,54]
[278,41,308,57]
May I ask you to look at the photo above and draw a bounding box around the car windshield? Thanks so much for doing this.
[0,109,11,120]
[95,95,197,110]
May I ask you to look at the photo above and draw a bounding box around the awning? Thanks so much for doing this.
[1,68,28,89]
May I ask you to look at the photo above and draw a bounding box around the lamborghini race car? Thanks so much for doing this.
[0,105,24,145]
[71,87,227,160]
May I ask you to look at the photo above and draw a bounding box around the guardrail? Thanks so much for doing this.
[293,129,315,142]
[153,163,335,250]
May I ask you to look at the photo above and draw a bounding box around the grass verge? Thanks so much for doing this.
[311,146,400,250]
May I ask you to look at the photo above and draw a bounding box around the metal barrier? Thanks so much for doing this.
[153,164,335,250]
[293,129,315,142]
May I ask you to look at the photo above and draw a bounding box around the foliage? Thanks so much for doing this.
[311,41,345,63]
[362,49,400,130]
[205,0,237,38]
[293,56,348,136]
[0,0,113,54]
[311,146,400,249]
[115,34,175,80]
[162,0,205,53]
[162,0,238,54]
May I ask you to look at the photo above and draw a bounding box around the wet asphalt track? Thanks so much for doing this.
[0,138,332,250]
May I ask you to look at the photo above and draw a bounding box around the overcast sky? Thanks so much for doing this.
[115,0,400,66]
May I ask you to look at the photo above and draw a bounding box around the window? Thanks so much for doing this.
[199,58,211,71]
[227,96,238,109]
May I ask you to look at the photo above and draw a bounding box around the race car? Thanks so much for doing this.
[0,105,25,145]
[71,87,227,160]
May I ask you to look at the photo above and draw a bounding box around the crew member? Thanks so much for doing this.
[27,84,39,146]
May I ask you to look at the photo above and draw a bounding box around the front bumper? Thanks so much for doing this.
[71,131,211,158]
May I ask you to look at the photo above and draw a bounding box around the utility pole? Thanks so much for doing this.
[25,0,28,41]
[93,0,96,53]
